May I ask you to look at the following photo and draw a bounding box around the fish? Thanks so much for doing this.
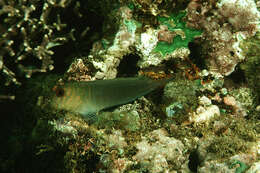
[51,77,172,120]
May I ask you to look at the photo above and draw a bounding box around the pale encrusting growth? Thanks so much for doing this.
[186,0,260,76]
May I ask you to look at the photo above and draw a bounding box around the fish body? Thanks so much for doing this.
[52,77,171,119]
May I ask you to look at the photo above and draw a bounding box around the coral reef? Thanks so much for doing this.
[239,31,260,105]
[132,129,186,172]
[0,0,114,85]
[186,0,260,76]
[153,12,202,56]
[0,0,69,84]
[86,4,202,79]
[1,0,260,173]
[163,77,199,122]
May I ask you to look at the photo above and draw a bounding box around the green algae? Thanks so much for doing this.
[229,87,256,113]
[163,77,199,122]
[94,109,141,132]
[166,114,257,159]
[240,32,260,106]
[165,102,183,117]
[127,2,135,10]
[153,12,202,56]
[238,32,260,120]
[124,19,142,33]
[207,135,248,158]
[229,160,248,173]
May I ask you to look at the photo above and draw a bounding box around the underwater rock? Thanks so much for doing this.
[186,0,260,76]
[87,6,138,79]
[198,155,258,173]
[200,71,225,93]
[246,161,260,173]
[218,0,260,34]
[84,6,202,79]
[189,105,220,124]
[133,128,186,172]
[198,96,212,106]
[49,115,90,138]
[6,1,260,172]
[67,59,92,81]
[164,78,198,106]
[194,117,259,172]
[229,87,256,114]
[95,107,141,132]
[106,130,127,150]
[223,95,247,117]
[163,78,199,120]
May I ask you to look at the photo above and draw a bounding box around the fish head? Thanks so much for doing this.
[51,82,88,115]
[51,82,97,118]
[51,83,81,112]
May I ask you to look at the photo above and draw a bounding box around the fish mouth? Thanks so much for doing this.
[51,84,66,110]
[52,85,65,97]
[50,91,62,110]
[50,96,58,110]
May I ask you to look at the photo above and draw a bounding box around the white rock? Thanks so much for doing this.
[190,105,220,123]
[199,96,212,106]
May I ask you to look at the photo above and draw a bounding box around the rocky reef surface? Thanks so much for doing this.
[0,0,259,173]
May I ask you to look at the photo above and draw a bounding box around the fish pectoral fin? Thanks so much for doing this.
[81,112,98,123]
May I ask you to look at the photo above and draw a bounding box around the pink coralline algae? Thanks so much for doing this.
[186,0,260,76]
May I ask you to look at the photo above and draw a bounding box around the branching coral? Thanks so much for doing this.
[0,0,79,85]
[0,0,67,84]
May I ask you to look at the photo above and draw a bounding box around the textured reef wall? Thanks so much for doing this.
[0,0,259,173]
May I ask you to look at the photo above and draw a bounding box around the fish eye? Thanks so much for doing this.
[52,85,65,97]
[56,88,65,97]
